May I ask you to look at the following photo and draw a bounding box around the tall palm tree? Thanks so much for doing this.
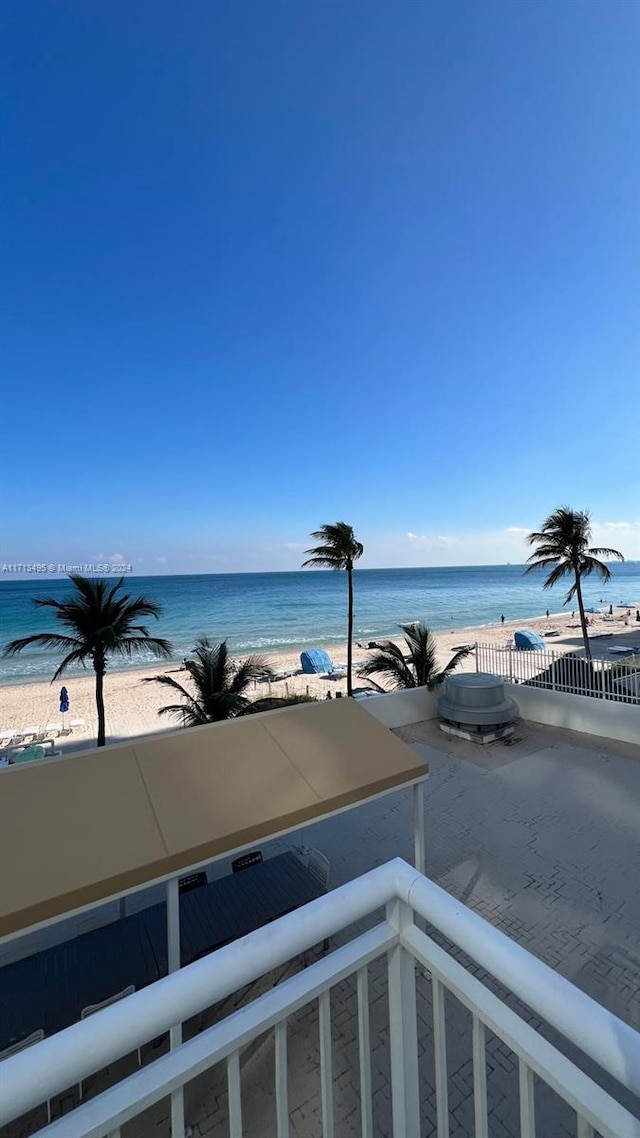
[359,622,472,690]
[302,522,364,696]
[525,507,624,662]
[145,638,277,726]
[4,575,173,747]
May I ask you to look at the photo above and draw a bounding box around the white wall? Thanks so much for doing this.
[360,687,438,728]
[359,677,639,745]
[505,683,640,746]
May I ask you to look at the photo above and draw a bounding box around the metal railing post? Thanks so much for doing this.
[413,783,425,876]
[167,876,186,1138]
[386,899,420,1138]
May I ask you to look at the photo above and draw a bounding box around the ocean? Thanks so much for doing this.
[1,563,639,686]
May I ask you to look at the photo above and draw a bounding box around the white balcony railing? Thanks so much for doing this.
[2,859,640,1138]
[475,641,640,704]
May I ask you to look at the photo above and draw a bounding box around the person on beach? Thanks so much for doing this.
[546,609,549,619]
[500,614,505,624]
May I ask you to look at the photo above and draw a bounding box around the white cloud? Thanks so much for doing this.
[406,532,459,546]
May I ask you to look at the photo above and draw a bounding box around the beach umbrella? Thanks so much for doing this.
[60,686,69,732]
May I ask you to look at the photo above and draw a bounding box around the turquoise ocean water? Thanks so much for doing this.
[1,563,639,686]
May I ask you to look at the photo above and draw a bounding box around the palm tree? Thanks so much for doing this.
[359,622,473,690]
[525,507,624,662]
[145,638,278,726]
[3,575,173,747]
[302,522,364,696]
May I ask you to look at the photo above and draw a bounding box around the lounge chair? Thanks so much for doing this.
[19,726,39,740]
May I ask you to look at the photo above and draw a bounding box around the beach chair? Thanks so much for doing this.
[79,986,139,1098]
[18,726,39,740]
[69,717,86,732]
[0,1030,50,1122]
[45,722,62,736]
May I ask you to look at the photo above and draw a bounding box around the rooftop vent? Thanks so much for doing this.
[437,673,518,744]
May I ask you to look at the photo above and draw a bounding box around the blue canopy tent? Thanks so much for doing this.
[300,648,334,675]
[514,629,546,651]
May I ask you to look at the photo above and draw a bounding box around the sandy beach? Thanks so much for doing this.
[1,605,638,750]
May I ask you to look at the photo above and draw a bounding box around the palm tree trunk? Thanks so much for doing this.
[574,571,592,663]
[347,565,354,697]
[95,662,106,747]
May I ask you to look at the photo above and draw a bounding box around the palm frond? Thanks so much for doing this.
[4,632,83,658]
[428,645,474,690]
[146,639,278,726]
[230,655,275,693]
[578,556,612,582]
[359,638,416,690]
[587,546,624,561]
[302,522,364,569]
[142,673,193,699]
[51,648,91,682]
[359,622,470,691]
[115,636,173,658]
[539,563,573,591]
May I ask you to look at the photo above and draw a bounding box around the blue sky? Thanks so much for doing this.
[2,0,639,573]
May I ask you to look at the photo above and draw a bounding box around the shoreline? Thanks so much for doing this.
[1,606,638,747]
[0,608,587,692]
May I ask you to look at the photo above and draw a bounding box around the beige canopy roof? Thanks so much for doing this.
[0,699,428,938]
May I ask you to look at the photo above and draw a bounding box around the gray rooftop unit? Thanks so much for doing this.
[437,673,518,744]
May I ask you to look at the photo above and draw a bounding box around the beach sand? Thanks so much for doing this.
[1,608,638,749]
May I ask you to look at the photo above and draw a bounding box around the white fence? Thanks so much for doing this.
[475,642,640,705]
[2,859,640,1138]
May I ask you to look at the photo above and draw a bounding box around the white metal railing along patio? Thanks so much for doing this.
[475,641,640,704]
[2,859,640,1138]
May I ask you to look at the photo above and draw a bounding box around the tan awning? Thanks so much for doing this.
[0,699,428,937]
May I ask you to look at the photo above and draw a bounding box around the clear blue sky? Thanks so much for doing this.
[2,0,639,572]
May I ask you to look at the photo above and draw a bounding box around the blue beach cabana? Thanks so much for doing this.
[300,648,334,674]
[514,629,546,651]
